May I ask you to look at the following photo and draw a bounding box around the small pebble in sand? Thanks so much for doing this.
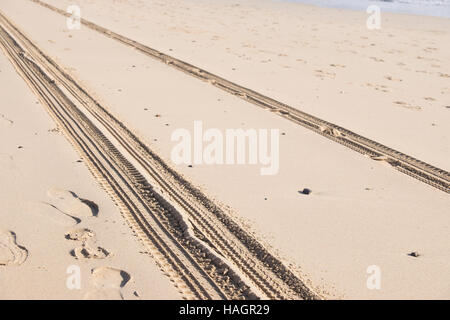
[155,114,161,118]
[298,188,311,195]
[76,160,82,163]
[408,251,420,257]
[188,165,193,168]
[281,132,286,136]
[18,146,23,149]
[144,108,148,111]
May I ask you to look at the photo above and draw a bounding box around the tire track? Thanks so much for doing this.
[0,11,319,300]
[29,0,449,194]
[0,16,233,301]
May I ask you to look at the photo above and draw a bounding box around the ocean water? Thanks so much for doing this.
[282,0,450,18]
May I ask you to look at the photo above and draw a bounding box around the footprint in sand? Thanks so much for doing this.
[25,201,80,227]
[47,188,98,218]
[71,246,110,260]
[0,230,28,266]
[83,267,131,300]
[385,75,402,82]
[369,57,384,63]
[65,228,110,260]
[329,63,346,68]
[314,69,335,79]
[423,47,437,53]
[64,228,95,242]
[366,83,389,93]
[393,101,422,111]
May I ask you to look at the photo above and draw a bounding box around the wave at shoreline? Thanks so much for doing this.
[282,0,450,18]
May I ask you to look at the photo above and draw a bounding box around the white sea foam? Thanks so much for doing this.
[283,0,450,18]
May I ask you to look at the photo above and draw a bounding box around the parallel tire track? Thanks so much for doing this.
[29,0,449,194]
[0,18,230,301]
[0,11,318,300]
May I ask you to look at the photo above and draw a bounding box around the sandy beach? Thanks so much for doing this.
[0,0,449,300]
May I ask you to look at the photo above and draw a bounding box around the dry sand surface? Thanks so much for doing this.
[0,0,449,299]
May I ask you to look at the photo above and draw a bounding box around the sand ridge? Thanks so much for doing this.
[0,230,28,266]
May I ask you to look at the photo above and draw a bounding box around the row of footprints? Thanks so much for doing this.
[1,188,133,299]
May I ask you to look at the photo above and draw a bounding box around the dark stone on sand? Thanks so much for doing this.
[407,251,420,257]
[299,188,311,195]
